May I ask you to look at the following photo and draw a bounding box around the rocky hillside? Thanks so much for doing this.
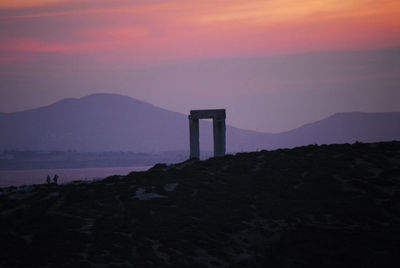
[1,141,400,267]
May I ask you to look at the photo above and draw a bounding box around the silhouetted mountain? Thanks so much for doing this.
[0,93,263,152]
[0,93,399,152]
[1,141,399,267]
[269,112,400,148]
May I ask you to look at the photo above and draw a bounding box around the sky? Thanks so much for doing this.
[0,0,400,133]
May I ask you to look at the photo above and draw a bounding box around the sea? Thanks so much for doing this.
[0,166,152,188]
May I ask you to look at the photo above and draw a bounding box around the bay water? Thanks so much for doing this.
[0,166,152,188]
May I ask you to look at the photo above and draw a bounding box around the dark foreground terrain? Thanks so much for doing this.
[1,141,400,267]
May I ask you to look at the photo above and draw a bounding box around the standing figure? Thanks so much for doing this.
[53,174,58,184]
[46,175,51,184]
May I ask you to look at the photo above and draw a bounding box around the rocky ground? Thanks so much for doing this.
[1,141,400,267]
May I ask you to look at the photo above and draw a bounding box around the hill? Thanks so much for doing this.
[0,93,399,153]
[0,141,399,267]
[0,93,267,152]
[272,112,400,147]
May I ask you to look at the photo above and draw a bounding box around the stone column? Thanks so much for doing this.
[213,117,226,157]
[189,116,200,159]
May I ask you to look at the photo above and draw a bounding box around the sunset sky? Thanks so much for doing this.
[1,0,399,132]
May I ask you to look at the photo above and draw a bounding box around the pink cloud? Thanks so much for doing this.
[0,38,93,52]
[1,0,399,65]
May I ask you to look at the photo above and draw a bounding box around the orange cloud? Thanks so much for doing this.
[189,0,400,23]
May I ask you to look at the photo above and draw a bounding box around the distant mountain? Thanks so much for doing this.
[0,93,399,152]
[268,112,400,149]
[0,93,265,152]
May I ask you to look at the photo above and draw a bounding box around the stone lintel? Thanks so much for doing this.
[189,109,226,120]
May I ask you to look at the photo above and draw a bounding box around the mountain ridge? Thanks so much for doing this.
[0,93,399,152]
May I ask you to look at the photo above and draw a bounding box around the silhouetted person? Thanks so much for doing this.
[46,175,51,184]
[53,174,58,184]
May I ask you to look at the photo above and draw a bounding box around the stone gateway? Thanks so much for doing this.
[188,109,226,159]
